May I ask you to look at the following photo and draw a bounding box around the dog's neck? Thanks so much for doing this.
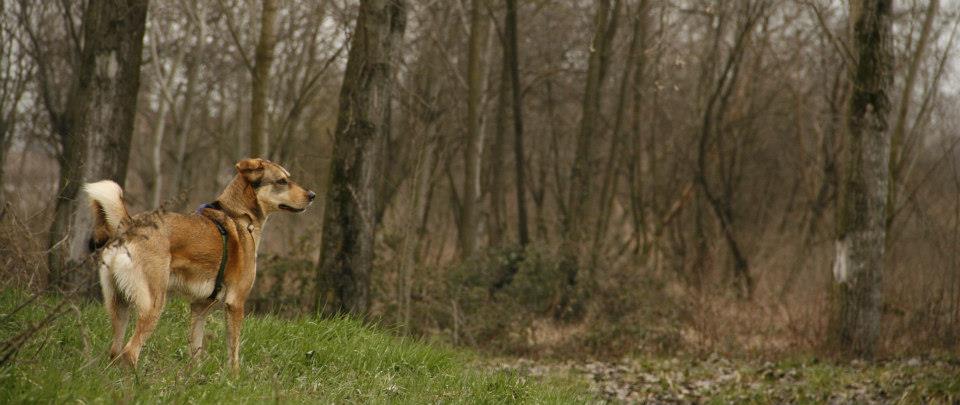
[215,174,267,233]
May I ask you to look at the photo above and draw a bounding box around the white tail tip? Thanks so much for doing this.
[84,180,126,232]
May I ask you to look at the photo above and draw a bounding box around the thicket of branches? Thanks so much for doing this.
[1,0,959,358]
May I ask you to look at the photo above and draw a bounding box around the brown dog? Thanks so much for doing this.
[84,158,314,372]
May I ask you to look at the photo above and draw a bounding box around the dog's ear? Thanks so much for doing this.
[236,158,265,186]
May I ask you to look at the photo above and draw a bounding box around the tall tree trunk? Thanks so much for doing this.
[628,0,652,256]
[250,0,278,158]
[316,0,407,316]
[593,0,645,255]
[47,124,84,288]
[566,0,619,243]
[150,89,170,209]
[460,0,491,258]
[488,45,509,247]
[694,1,762,299]
[47,0,149,288]
[553,0,620,318]
[828,0,893,358]
[505,0,529,248]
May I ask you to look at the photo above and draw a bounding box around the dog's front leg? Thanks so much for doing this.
[188,301,214,358]
[224,302,244,374]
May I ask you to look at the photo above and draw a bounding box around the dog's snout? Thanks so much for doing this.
[307,191,316,201]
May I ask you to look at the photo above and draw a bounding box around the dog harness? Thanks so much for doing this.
[196,202,229,301]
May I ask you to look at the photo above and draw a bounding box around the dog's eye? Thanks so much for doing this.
[276,178,288,185]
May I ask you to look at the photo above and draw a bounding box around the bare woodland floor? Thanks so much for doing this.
[492,356,960,404]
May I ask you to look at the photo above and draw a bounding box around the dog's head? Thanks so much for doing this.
[236,158,316,213]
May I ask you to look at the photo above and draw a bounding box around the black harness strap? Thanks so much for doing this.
[197,202,229,301]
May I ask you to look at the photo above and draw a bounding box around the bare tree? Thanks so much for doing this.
[146,26,185,209]
[460,0,491,258]
[0,2,32,208]
[316,0,407,316]
[505,0,529,247]
[694,1,767,299]
[250,0,278,158]
[886,0,938,232]
[487,30,508,248]
[566,0,620,244]
[171,1,208,202]
[828,0,894,358]
[22,0,149,286]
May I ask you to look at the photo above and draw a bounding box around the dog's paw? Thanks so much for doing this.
[121,350,139,369]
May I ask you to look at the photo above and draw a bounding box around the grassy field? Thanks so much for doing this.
[4,289,960,404]
[0,290,587,403]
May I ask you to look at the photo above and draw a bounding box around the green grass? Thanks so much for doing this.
[0,290,588,403]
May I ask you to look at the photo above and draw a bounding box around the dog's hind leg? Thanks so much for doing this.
[99,263,129,360]
[188,301,214,358]
[118,255,170,368]
[120,287,166,368]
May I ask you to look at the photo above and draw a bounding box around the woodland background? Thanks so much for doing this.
[1,0,960,361]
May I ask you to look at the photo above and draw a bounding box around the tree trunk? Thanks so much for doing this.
[488,44,509,247]
[694,1,762,299]
[627,0,650,253]
[250,0,278,158]
[47,0,148,288]
[47,125,85,288]
[553,0,620,318]
[593,0,645,255]
[460,0,491,258]
[150,89,170,209]
[827,0,893,358]
[566,0,619,243]
[316,0,407,316]
[505,0,529,247]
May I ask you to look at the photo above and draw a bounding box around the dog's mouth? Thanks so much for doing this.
[279,204,306,213]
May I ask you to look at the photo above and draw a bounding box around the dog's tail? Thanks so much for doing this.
[83,180,131,249]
